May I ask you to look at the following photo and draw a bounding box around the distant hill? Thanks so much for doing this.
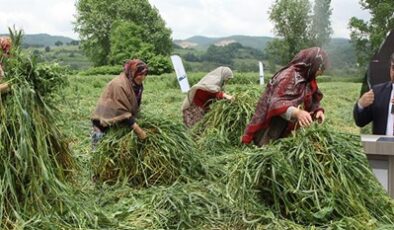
[323,37,357,73]
[174,35,274,50]
[173,35,353,54]
[23,34,74,46]
[0,33,75,47]
[173,35,357,73]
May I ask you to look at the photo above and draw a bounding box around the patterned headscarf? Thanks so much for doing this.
[287,47,329,81]
[0,37,12,55]
[124,59,148,79]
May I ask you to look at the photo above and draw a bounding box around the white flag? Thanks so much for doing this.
[259,61,264,86]
[170,55,190,93]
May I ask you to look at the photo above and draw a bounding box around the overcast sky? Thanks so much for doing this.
[0,0,370,40]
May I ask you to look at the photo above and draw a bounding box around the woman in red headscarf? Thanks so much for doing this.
[91,59,148,147]
[0,36,12,94]
[242,47,329,146]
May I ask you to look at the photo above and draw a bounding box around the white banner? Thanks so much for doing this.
[170,55,190,93]
[259,61,264,86]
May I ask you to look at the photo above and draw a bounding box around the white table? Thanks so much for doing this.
[361,135,394,198]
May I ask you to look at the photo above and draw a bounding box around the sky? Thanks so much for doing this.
[0,0,371,40]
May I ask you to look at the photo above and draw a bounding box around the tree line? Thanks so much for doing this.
[73,0,393,75]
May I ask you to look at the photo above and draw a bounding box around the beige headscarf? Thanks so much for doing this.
[181,66,233,111]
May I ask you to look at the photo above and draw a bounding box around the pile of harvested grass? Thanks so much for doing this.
[95,181,251,229]
[0,31,102,228]
[227,124,394,228]
[193,88,259,152]
[92,116,206,186]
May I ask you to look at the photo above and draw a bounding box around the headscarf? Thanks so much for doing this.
[181,66,233,111]
[124,59,148,80]
[0,37,12,55]
[91,59,148,127]
[242,47,328,144]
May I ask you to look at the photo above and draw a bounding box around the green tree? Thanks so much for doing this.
[309,0,332,47]
[74,0,172,66]
[203,43,243,66]
[268,0,311,64]
[108,21,172,75]
[55,41,63,46]
[349,0,394,68]
[109,21,151,64]
[266,0,333,65]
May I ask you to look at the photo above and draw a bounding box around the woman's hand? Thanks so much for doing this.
[315,110,325,123]
[0,82,10,94]
[132,123,147,140]
[223,93,235,102]
[294,109,313,127]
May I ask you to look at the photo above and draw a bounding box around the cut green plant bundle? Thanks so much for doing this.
[92,116,206,186]
[193,88,259,152]
[0,30,101,228]
[227,124,394,228]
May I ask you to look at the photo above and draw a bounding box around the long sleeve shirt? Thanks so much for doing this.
[193,89,224,109]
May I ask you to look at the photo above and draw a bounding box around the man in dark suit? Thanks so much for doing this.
[353,52,394,135]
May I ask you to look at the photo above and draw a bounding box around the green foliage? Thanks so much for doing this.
[74,0,172,66]
[349,0,394,68]
[78,65,122,76]
[55,40,63,46]
[4,54,69,99]
[146,55,172,75]
[109,21,152,65]
[267,0,333,65]
[32,45,92,71]
[176,42,265,72]
[227,124,394,226]
[268,0,311,64]
[193,87,260,151]
[47,72,373,229]
[8,26,23,50]
[92,116,206,186]
[0,32,107,228]
[203,43,243,65]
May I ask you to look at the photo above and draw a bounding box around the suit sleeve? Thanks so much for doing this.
[353,103,373,127]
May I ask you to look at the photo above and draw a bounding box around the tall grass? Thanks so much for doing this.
[193,87,260,152]
[227,124,394,227]
[92,116,207,186]
[0,35,110,228]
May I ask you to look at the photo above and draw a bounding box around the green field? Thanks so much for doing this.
[58,73,363,150]
[47,73,374,227]
[5,70,384,229]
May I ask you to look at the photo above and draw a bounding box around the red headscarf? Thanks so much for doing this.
[124,59,148,79]
[0,37,12,55]
[242,47,328,144]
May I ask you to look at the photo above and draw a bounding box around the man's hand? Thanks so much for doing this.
[358,89,374,108]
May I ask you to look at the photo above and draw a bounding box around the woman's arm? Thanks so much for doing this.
[0,83,10,94]
[132,122,147,140]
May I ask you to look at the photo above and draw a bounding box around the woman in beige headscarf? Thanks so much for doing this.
[91,59,148,148]
[0,36,12,94]
[182,66,234,127]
